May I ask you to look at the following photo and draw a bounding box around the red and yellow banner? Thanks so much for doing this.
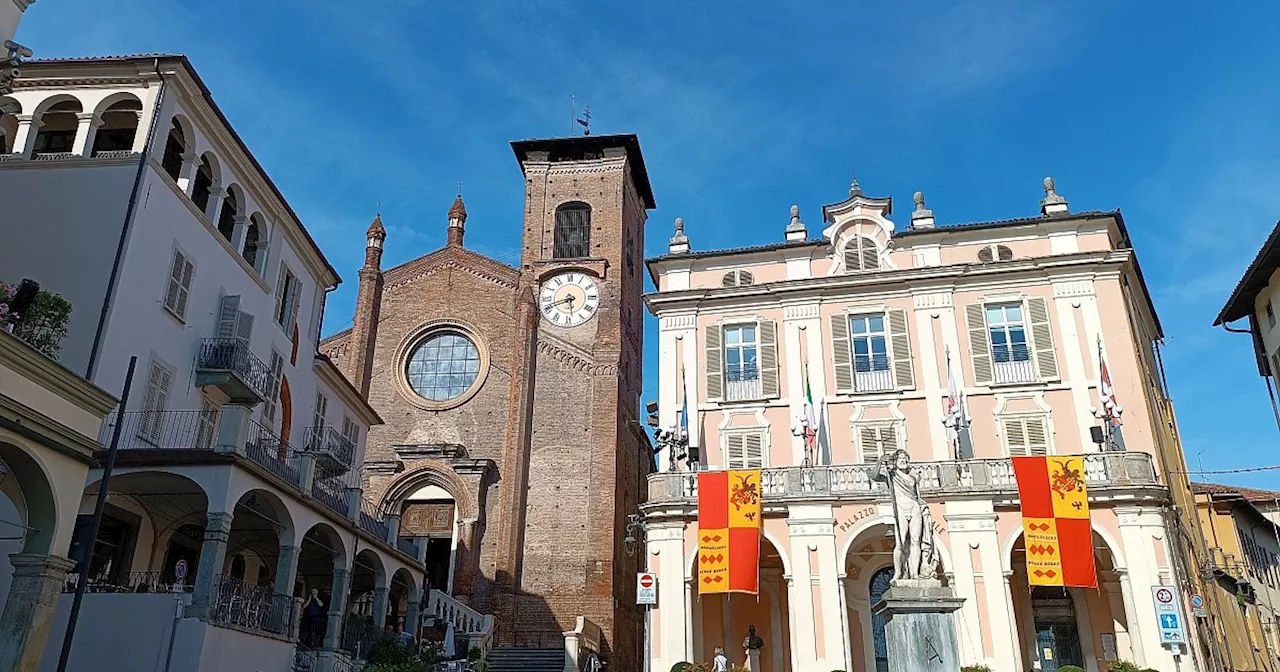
[1013,456,1096,588]
[697,470,762,595]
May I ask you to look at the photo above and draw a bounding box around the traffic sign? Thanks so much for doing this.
[1151,585,1185,645]
[174,559,188,582]
[1190,594,1207,618]
[637,572,657,605]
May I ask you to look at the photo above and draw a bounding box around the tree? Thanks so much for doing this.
[0,281,72,359]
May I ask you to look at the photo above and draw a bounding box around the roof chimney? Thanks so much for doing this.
[668,217,690,254]
[785,205,807,241]
[910,191,935,229]
[1040,176,1069,216]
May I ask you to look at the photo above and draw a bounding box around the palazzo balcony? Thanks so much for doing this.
[301,425,355,477]
[646,452,1161,506]
[194,337,271,404]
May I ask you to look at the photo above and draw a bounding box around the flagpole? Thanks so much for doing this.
[1098,334,1111,452]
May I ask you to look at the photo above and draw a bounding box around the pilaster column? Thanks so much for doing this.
[177,151,198,191]
[72,112,99,156]
[344,486,361,522]
[404,586,421,635]
[1104,576,1134,663]
[372,586,389,629]
[1115,568,1145,667]
[275,544,300,597]
[204,185,225,222]
[944,502,1001,667]
[647,521,687,672]
[975,519,1019,670]
[0,553,77,672]
[11,114,39,157]
[1117,506,1176,670]
[214,404,251,455]
[231,214,249,251]
[192,511,234,613]
[324,565,351,650]
[385,513,401,545]
[452,518,478,599]
[787,504,842,669]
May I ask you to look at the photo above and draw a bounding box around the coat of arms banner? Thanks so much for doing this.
[697,469,762,595]
[1013,456,1097,588]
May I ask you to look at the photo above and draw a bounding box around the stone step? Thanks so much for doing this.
[486,647,565,672]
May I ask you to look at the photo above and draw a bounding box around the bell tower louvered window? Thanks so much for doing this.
[553,202,592,259]
[722,270,754,287]
[843,236,880,272]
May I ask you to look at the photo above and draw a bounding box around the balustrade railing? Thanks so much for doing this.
[312,476,348,517]
[98,410,220,452]
[359,497,390,540]
[426,589,494,658]
[647,452,1159,504]
[203,574,298,639]
[398,536,422,557]
[62,570,193,594]
[245,419,301,485]
[300,425,355,475]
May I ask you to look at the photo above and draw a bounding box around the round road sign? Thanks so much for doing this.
[1191,595,1204,609]
[175,559,189,582]
[1155,587,1174,604]
[640,574,654,589]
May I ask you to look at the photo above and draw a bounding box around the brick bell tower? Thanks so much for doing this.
[497,135,655,664]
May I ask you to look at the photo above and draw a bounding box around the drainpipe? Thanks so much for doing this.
[85,57,168,382]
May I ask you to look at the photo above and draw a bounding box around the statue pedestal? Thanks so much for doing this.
[744,649,760,671]
[872,579,965,672]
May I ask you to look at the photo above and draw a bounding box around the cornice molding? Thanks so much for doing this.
[0,331,117,416]
[536,339,618,375]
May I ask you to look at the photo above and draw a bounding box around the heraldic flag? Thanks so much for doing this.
[697,470,762,595]
[1013,456,1097,588]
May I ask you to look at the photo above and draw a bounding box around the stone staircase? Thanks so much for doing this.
[486,647,565,672]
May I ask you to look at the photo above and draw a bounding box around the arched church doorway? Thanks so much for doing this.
[399,484,457,593]
[1031,586,1083,672]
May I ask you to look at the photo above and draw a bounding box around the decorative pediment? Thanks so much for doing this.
[383,246,520,294]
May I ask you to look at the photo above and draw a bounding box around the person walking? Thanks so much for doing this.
[712,646,729,672]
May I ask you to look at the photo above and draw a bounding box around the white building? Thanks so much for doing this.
[0,55,447,671]
[0,0,31,47]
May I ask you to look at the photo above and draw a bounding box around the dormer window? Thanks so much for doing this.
[843,236,880,272]
[722,270,754,287]
[978,244,1014,263]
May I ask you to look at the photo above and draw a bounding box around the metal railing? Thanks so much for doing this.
[647,452,1160,504]
[398,536,421,557]
[312,476,349,517]
[300,425,355,475]
[98,410,220,451]
[203,574,298,639]
[725,364,761,401]
[339,613,380,658]
[196,337,271,398]
[62,571,193,594]
[359,497,390,540]
[292,645,318,672]
[244,419,301,485]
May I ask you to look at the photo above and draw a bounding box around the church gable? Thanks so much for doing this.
[383,246,520,296]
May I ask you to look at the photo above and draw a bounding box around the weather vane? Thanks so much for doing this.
[577,104,591,136]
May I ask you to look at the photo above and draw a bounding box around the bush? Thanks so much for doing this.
[0,282,72,359]
[670,664,707,672]
[1106,662,1142,672]
[962,667,993,672]
[1058,666,1086,672]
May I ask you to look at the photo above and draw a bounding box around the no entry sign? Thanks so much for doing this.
[637,572,657,605]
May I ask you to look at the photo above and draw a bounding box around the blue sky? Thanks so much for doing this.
[19,1,1280,488]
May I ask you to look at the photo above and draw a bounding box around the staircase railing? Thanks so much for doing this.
[562,616,601,672]
[425,589,494,658]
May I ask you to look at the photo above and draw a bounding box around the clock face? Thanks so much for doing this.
[539,272,600,327]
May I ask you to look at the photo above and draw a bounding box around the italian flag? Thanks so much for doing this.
[803,363,819,461]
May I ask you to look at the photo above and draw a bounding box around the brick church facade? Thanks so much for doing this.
[322,134,655,664]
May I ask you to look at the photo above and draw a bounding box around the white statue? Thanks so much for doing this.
[874,449,937,581]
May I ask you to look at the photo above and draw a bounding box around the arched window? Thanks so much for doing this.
[553,202,591,259]
[33,100,81,156]
[192,157,215,212]
[217,187,239,242]
[242,220,261,268]
[870,566,893,672]
[161,120,185,180]
[978,244,1014,263]
[843,235,880,272]
[91,98,143,156]
[721,269,754,287]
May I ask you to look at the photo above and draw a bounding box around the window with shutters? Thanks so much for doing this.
[986,303,1035,383]
[849,315,893,392]
[1271,351,1280,379]
[843,236,880,272]
[724,324,761,401]
[310,392,328,449]
[723,430,766,468]
[1268,301,1277,330]
[274,264,302,332]
[977,244,1014,263]
[163,248,195,322]
[139,360,174,442]
[553,202,592,259]
[263,350,284,425]
[722,270,754,287]
[856,423,899,463]
[216,294,255,344]
[1002,415,1050,456]
[341,415,360,447]
[197,396,219,450]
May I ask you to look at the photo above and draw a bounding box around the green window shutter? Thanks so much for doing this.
[830,313,854,393]
[759,320,780,398]
[966,302,993,385]
[887,308,915,390]
[1026,296,1059,381]
[705,325,723,401]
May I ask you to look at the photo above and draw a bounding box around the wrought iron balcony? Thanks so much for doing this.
[300,426,354,477]
[646,452,1160,505]
[98,410,220,451]
[195,338,270,404]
